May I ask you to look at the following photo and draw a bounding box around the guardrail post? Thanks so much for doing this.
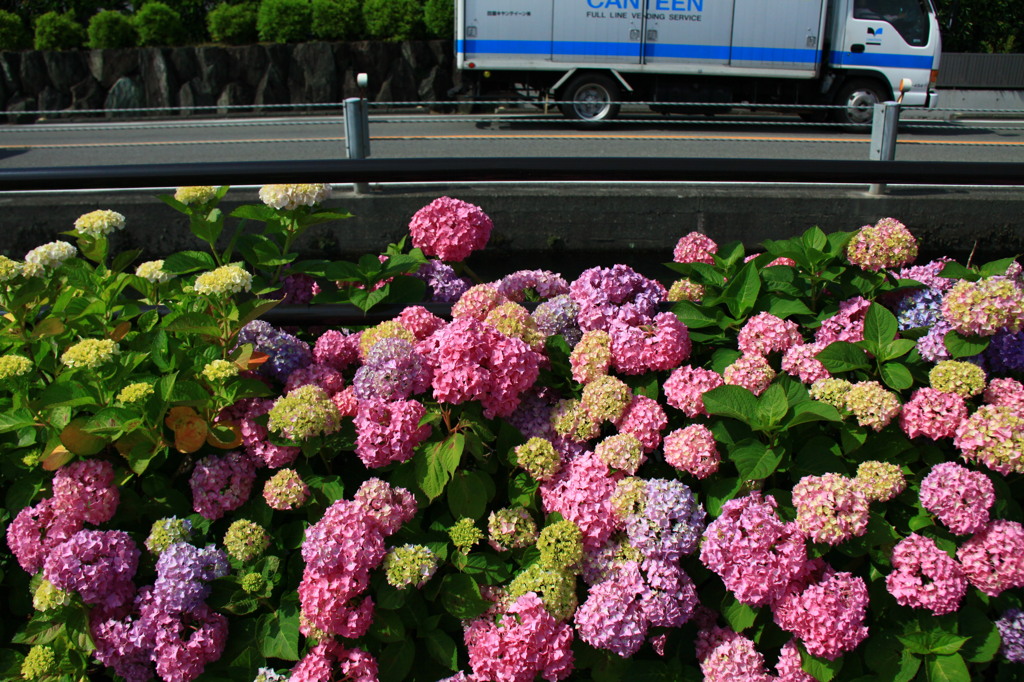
[344,83,371,194]
[868,101,900,195]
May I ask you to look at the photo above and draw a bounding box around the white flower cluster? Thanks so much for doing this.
[258,183,332,210]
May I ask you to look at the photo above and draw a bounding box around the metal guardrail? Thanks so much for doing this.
[1,157,1022,192]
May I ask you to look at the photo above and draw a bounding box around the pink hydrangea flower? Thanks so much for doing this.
[919,461,995,535]
[262,468,311,511]
[239,398,301,468]
[353,478,418,536]
[773,568,869,660]
[941,276,1024,337]
[954,404,1024,475]
[396,305,446,340]
[781,341,830,384]
[51,459,119,525]
[886,534,967,615]
[291,641,379,682]
[723,353,775,396]
[984,377,1024,410]
[497,269,570,302]
[792,473,870,546]
[574,561,648,657]
[569,265,665,332]
[956,520,1024,596]
[354,398,432,468]
[151,603,228,682]
[737,312,803,356]
[408,196,493,262]
[608,313,692,375]
[815,296,871,344]
[900,387,968,440]
[451,284,509,322]
[466,592,574,682]
[6,498,84,574]
[312,329,359,370]
[663,365,724,417]
[663,424,720,479]
[189,451,258,521]
[673,231,718,264]
[43,529,139,611]
[698,628,771,682]
[284,363,345,396]
[699,492,808,607]
[570,330,612,384]
[419,316,542,419]
[615,395,667,452]
[540,451,622,553]
[776,639,815,682]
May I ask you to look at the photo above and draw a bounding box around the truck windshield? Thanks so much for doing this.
[853,0,930,46]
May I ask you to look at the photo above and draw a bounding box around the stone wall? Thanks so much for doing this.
[0,41,456,120]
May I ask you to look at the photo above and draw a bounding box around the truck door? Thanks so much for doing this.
[728,0,824,71]
[551,0,643,64]
[642,0,733,66]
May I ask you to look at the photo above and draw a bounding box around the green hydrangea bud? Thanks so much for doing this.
[267,384,340,441]
[60,338,119,370]
[116,382,154,404]
[203,359,240,383]
[145,517,193,556]
[551,399,600,443]
[383,544,438,589]
[929,360,987,398]
[0,254,23,282]
[809,377,853,409]
[506,563,577,621]
[611,477,647,518]
[537,520,584,571]
[240,572,268,594]
[513,437,561,482]
[21,645,57,680]
[32,580,71,611]
[0,355,32,381]
[845,381,901,431]
[488,507,538,552]
[581,375,632,423]
[448,518,484,552]
[223,520,271,563]
[855,460,906,502]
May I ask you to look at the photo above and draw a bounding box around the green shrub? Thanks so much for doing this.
[0,9,30,51]
[363,0,422,41]
[423,0,453,39]
[257,0,313,43]
[152,0,209,44]
[87,10,137,49]
[34,11,86,51]
[311,0,361,41]
[208,2,259,45]
[134,1,185,46]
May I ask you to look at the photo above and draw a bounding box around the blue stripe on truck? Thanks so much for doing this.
[459,40,933,70]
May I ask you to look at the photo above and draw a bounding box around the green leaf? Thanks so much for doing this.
[731,440,782,481]
[721,596,757,632]
[378,639,415,682]
[979,257,1018,278]
[815,341,871,373]
[230,204,280,222]
[755,383,789,429]
[438,433,465,475]
[671,300,718,329]
[938,262,976,281]
[767,297,813,318]
[463,552,512,585]
[880,338,918,361]
[162,250,216,274]
[0,408,37,433]
[722,262,761,318]
[368,608,406,643]
[925,653,970,682]
[880,362,914,390]
[785,401,842,428]
[258,597,300,661]
[415,444,450,502]
[163,311,222,336]
[702,385,759,425]
[943,330,989,359]
[803,225,829,251]
[424,629,460,671]
[928,634,971,656]
[799,643,843,682]
[439,574,490,620]
[862,303,899,346]
[704,476,742,517]
[448,470,489,520]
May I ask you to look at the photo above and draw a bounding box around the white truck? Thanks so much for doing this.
[455,0,941,125]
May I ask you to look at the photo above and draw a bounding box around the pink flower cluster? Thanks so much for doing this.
[570,330,611,383]
[781,341,830,384]
[312,329,360,370]
[956,520,1024,597]
[985,377,1024,410]
[673,231,718,264]
[8,459,120,574]
[298,479,416,638]
[815,296,871,344]
[941,276,1024,337]
[44,529,139,611]
[697,627,771,682]
[574,561,648,657]
[465,592,574,682]
[607,312,691,375]
[540,452,622,553]
[699,493,807,607]
[919,462,994,535]
[773,568,869,660]
[354,398,431,468]
[954,404,1024,475]
[723,353,776,396]
[615,395,667,452]
[663,365,723,417]
[291,640,378,682]
[419,316,542,418]
[886,534,967,615]
[663,424,720,479]
[569,265,664,332]
[737,312,803,356]
[899,387,967,440]
[792,473,870,545]
[189,450,258,521]
[408,196,493,262]
[236,397,301,468]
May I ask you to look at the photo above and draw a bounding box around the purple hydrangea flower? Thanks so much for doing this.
[997,609,1024,663]
[153,542,229,614]
[895,288,945,331]
[352,338,430,401]
[532,294,582,346]
[625,479,705,565]
[415,260,470,303]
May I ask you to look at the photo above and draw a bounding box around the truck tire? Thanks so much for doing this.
[833,79,890,129]
[559,74,621,124]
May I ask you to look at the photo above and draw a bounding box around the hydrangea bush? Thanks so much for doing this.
[1,191,1023,682]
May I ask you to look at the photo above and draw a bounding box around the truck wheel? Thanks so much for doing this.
[833,79,889,129]
[559,74,621,124]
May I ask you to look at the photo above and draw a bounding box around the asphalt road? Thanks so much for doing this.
[0,110,1022,168]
